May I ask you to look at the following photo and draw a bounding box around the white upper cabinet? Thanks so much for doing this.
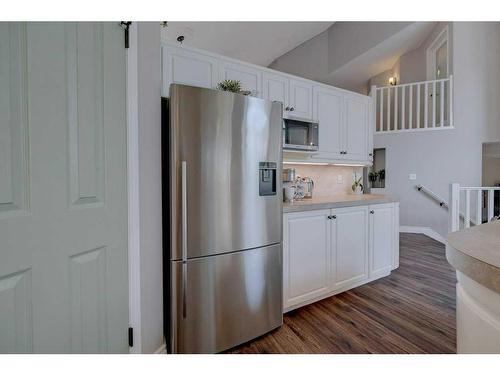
[283,210,331,309]
[219,61,262,97]
[332,206,368,290]
[343,94,369,161]
[288,79,313,119]
[161,43,373,165]
[369,204,395,279]
[313,86,343,159]
[262,72,289,115]
[162,46,218,96]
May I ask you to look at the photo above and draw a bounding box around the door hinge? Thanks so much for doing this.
[128,327,134,347]
[120,21,132,49]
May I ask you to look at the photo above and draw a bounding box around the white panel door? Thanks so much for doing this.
[332,206,368,290]
[0,23,128,353]
[343,94,369,161]
[369,204,394,279]
[219,61,262,97]
[283,210,330,309]
[162,45,218,95]
[313,86,344,159]
[289,79,313,120]
[262,72,289,116]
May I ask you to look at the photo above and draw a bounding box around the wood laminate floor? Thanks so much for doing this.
[229,233,457,354]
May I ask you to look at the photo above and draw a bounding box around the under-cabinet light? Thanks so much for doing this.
[283,161,365,167]
[283,161,329,166]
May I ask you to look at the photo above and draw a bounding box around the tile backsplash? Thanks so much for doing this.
[283,164,363,196]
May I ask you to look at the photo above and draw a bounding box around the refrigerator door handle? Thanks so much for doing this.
[181,161,188,318]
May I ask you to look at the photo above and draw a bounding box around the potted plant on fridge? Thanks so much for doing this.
[216,79,251,95]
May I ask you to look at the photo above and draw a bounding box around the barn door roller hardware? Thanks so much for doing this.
[120,21,132,48]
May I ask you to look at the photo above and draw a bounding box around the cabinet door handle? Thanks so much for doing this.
[332,215,336,219]
[370,210,375,214]
[285,106,290,111]
[290,107,294,111]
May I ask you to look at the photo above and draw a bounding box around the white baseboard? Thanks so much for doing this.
[154,342,167,354]
[400,226,447,245]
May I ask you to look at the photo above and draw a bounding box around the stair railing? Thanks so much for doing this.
[417,184,478,230]
[449,183,500,232]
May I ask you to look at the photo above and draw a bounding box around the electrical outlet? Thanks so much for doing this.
[337,175,343,184]
[409,174,417,180]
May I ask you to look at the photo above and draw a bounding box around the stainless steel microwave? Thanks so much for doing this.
[283,117,319,152]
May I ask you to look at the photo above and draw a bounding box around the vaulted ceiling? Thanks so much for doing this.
[161,22,334,66]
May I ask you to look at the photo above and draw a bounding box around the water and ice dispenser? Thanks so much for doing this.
[259,162,277,196]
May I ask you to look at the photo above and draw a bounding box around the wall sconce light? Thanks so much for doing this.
[388,76,397,86]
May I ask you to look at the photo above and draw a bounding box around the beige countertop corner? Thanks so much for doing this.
[446,220,500,293]
[282,194,399,213]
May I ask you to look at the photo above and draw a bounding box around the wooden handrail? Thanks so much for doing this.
[416,185,448,208]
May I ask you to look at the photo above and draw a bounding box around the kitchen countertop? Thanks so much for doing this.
[446,220,500,293]
[282,194,399,213]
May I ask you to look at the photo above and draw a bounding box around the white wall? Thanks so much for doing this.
[267,30,329,81]
[269,22,415,92]
[137,22,164,353]
[327,22,411,72]
[374,22,500,237]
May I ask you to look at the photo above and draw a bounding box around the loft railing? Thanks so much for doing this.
[449,183,500,232]
[371,75,453,134]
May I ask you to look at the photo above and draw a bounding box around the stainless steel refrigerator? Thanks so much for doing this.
[165,84,283,353]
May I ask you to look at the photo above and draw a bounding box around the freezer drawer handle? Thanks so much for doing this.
[182,161,188,318]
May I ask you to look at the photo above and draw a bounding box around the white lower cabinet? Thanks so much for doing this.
[283,209,331,308]
[283,202,399,311]
[369,203,396,279]
[331,206,369,290]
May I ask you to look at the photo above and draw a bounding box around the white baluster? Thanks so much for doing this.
[409,85,413,130]
[440,80,445,127]
[417,84,421,129]
[432,81,436,128]
[371,85,378,133]
[449,75,453,127]
[394,86,398,131]
[476,189,482,225]
[379,88,384,132]
[424,83,428,128]
[464,190,471,228]
[488,189,494,221]
[449,183,460,232]
[387,87,391,131]
[401,85,406,130]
